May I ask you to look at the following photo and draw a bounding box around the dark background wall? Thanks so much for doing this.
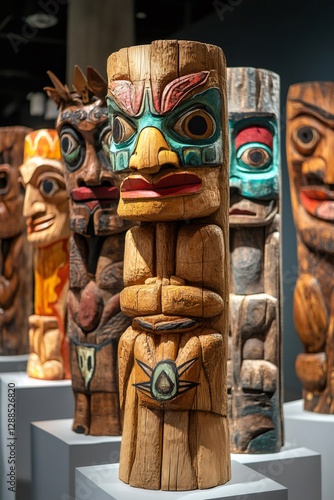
[173,0,334,399]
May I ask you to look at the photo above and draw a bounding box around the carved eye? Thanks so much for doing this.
[39,178,61,197]
[173,109,215,139]
[239,147,272,168]
[112,116,136,144]
[0,172,9,194]
[100,125,112,158]
[60,128,84,171]
[293,126,321,154]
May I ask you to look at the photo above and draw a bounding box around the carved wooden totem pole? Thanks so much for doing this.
[20,129,70,380]
[286,82,334,413]
[227,68,283,452]
[107,40,231,490]
[0,126,33,355]
[46,66,131,434]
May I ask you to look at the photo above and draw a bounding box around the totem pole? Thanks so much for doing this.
[286,82,334,413]
[227,67,283,452]
[107,40,231,490]
[45,66,131,434]
[0,126,33,355]
[20,129,70,380]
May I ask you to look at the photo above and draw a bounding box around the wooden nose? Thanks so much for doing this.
[129,127,179,173]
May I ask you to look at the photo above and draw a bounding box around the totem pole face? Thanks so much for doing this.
[20,129,70,247]
[0,127,30,238]
[228,68,280,226]
[107,41,226,221]
[286,82,334,252]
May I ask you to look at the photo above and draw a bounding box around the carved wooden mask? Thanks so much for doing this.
[286,82,334,253]
[20,129,70,247]
[0,127,31,238]
[45,67,127,236]
[106,40,228,222]
[227,68,280,226]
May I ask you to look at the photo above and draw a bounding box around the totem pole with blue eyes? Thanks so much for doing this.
[20,129,71,380]
[287,82,334,413]
[227,67,283,453]
[0,126,32,355]
[107,40,231,490]
[45,67,132,434]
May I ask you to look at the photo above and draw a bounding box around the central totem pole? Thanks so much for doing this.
[227,67,283,453]
[107,40,231,490]
[46,67,132,435]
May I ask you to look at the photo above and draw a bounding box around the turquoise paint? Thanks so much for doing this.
[107,88,223,172]
[229,116,279,200]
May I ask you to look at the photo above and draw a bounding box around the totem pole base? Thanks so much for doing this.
[75,461,287,499]
[284,399,334,500]
[0,372,74,500]
[0,355,28,373]
[232,443,321,500]
[31,419,121,500]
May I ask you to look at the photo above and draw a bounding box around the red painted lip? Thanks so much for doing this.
[121,173,202,199]
[300,186,334,221]
[71,186,120,202]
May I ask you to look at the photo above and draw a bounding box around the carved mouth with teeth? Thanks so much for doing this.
[71,186,120,210]
[120,172,202,200]
[300,185,334,221]
[26,214,55,234]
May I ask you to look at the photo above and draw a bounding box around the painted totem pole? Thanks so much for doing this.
[45,66,131,434]
[286,82,334,413]
[227,68,283,452]
[0,126,33,355]
[107,40,231,490]
[20,129,70,380]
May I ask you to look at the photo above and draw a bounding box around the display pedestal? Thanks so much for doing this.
[284,399,334,500]
[0,355,28,373]
[0,372,74,500]
[75,461,287,500]
[31,419,121,500]
[232,443,321,500]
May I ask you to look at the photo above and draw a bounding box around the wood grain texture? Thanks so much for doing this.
[20,129,70,379]
[0,126,33,355]
[47,67,131,434]
[227,67,283,453]
[108,40,230,490]
[286,81,334,412]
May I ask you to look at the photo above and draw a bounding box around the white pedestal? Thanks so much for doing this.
[0,355,28,373]
[284,399,334,500]
[31,419,121,500]
[232,442,321,500]
[75,461,287,500]
[0,372,74,500]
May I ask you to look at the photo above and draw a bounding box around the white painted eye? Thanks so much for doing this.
[173,109,215,139]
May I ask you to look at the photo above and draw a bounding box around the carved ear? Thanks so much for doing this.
[45,70,72,107]
[87,66,107,104]
[72,65,90,104]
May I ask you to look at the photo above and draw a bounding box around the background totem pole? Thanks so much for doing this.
[107,40,231,490]
[20,129,70,380]
[286,82,334,413]
[227,67,283,452]
[0,126,33,355]
[46,66,132,434]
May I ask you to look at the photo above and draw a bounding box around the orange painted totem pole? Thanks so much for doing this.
[20,129,70,379]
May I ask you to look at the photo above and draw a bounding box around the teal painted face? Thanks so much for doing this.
[107,88,222,173]
[229,115,279,200]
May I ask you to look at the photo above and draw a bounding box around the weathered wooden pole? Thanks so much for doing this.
[227,67,283,452]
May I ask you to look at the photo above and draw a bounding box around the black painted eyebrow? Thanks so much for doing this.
[290,98,334,121]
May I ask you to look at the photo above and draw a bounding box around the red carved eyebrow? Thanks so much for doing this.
[236,127,273,150]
